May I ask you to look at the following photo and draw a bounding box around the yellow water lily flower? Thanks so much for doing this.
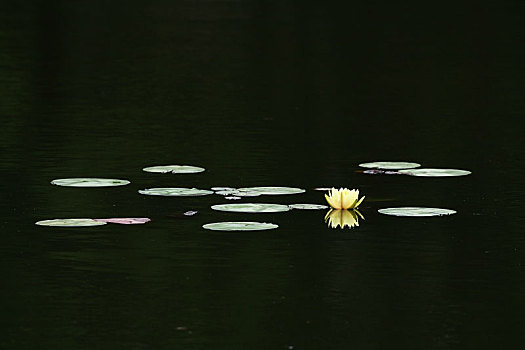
[325,209,364,229]
[324,188,365,209]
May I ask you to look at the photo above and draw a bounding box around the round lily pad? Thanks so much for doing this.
[211,187,236,191]
[35,218,107,227]
[139,188,214,196]
[289,204,329,210]
[51,178,130,187]
[142,165,205,174]
[93,218,151,224]
[378,207,457,217]
[202,221,279,231]
[398,168,471,177]
[235,187,306,195]
[211,203,291,213]
[359,161,421,170]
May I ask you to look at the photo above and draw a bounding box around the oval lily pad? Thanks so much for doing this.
[378,207,457,217]
[289,204,329,210]
[35,218,107,227]
[211,203,291,213]
[202,221,279,231]
[398,168,471,177]
[93,218,151,224]
[139,188,214,196]
[359,161,421,170]
[142,165,205,174]
[236,187,306,195]
[51,178,130,187]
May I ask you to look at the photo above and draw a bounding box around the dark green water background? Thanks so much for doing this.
[1,1,524,349]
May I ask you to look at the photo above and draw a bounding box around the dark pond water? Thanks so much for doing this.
[1,1,525,349]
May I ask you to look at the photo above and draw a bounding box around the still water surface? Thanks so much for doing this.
[1,1,524,349]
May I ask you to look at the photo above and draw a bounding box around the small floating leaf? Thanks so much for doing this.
[211,203,291,213]
[378,207,457,217]
[362,169,402,175]
[398,168,471,177]
[225,196,241,200]
[183,211,198,216]
[202,221,279,231]
[51,178,130,187]
[93,218,151,224]
[359,161,421,170]
[35,218,107,227]
[289,204,329,210]
[138,188,213,196]
[236,187,306,195]
[142,165,205,174]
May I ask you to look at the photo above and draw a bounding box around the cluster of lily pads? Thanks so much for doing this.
[35,162,470,231]
[360,161,470,218]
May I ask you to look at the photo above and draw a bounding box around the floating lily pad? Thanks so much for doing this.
[35,218,107,227]
[236,187,306,195]
[93,218,151,224]
[362,169,402,175]
[289,204,329,210]
[202,221,279,231]
[211,203,291,213]
[51,178,130,187]
[398,168,471,177]
[215,190,261,197]
[359,161,421,170]
[378,207,457,217]
[211,187,236,191]
[139,188,214,196]
[142,165,205,174]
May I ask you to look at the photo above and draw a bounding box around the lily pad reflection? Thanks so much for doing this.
[35,219,107,227]
[359,161,421,170]
[236,187,306,195]
[211,203,291,213]
[202,221,279,231]
[142,165,205,174]
[398,168,471,177]
[139,188,213,196]
[51,178,130,187]
[378,207,457,217]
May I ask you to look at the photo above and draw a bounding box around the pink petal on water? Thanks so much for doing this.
[94,218,151,224]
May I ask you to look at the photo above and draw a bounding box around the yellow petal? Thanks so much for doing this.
[342,189,358,209]
[325,193,341,209]
[354,195,365,208]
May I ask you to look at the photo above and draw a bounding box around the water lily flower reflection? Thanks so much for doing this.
[324,188,365,210]
[325,209,364,229]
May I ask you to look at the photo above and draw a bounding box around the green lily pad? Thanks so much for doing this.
[139,188,214,196]
[398,168,471,177]
[142,165,205,174]
[378,207,457,217]
[51,178,130,187]
[236,187,306,195]
[202,221,279,231]
[35,218,107,227]
[211,203,291,213]
[359,161,421,170]
[289,204,329,210]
